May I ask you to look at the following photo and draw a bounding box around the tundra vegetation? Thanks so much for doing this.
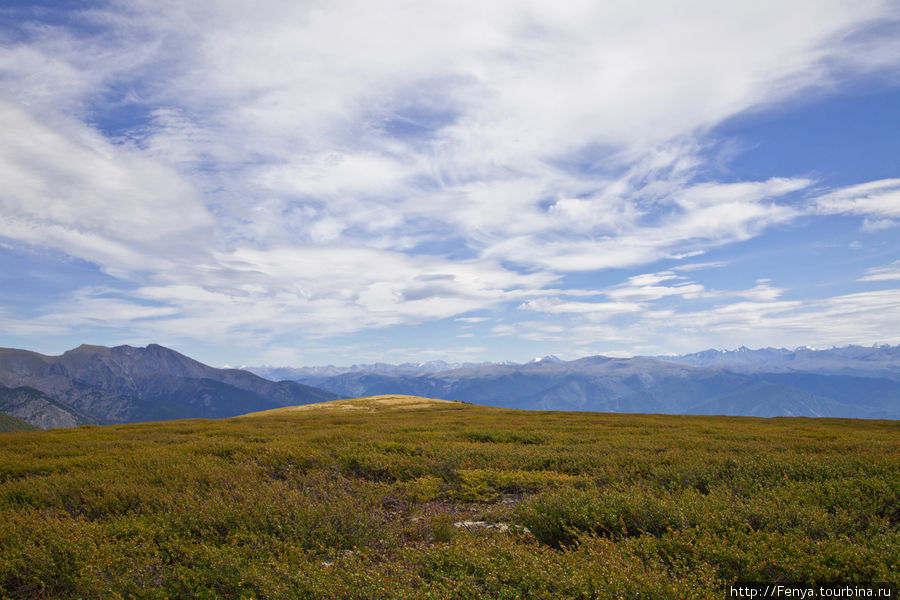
[0,396,897,599]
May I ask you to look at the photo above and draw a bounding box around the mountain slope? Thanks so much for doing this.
[0,410,39,432]
[0,385,98,429]
[0,344,339,426]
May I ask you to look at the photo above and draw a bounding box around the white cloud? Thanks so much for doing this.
[25,246,557,345]
[0,99,212,273]
[861,218,898,231]
[735,282,786,302]
[602,270,708,302]
[858,261,900,282]
[607,283,707,302]
[672,261,730,272]
[1,1,899,357]
[519,298,643,318]
[623,271,681,287]
[674,178,811,209]
[257,152,416,200]
[480,176,806,271]
[488,320,568,342]
[813,179,900,219]
[583,290,900,354]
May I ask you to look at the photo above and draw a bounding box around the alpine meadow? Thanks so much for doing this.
[1,397,897,599]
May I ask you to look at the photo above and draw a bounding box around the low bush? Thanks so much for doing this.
[0,404,896,598]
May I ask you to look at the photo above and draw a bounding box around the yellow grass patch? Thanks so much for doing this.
[239,394,460,417]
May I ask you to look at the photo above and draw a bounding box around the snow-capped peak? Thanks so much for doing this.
[531,355,563,363]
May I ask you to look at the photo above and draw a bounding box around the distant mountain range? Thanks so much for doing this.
[0,344,338,429]
[249,345,900,420]
[249,346,900,381]
[656,345,900,379]
[248,359,503,382]
[3,343,897,429]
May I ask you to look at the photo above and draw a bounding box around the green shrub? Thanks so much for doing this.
[399,475,443,503]
[0,403,897,597]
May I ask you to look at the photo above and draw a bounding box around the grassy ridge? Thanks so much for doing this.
[0,396,897,599]
[0,413,37,433]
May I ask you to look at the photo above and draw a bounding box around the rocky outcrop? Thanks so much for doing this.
[0,385,96,429]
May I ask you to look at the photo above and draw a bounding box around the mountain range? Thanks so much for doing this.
[0,344,338,429]
[247,359,502,382]
[249,345,900,420]
[657,345,900,380]
[2,343,897,430]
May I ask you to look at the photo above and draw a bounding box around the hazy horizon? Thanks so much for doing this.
[3,340,897,371]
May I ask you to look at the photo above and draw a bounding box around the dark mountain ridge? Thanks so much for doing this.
[0,344,338,428]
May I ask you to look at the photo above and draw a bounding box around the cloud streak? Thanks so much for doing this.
[859,261,900,282]
[813,179,900,220]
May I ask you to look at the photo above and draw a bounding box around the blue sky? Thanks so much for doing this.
[0,1,898,367]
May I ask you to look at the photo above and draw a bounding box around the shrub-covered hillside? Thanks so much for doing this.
[0,395,897,599]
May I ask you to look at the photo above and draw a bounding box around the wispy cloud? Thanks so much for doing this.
[605,271,707,302]
[0,99,212,273]
[520,298,643,318]
[859,261,900,282]
[672,261,730,272]
[813,179,900,219]
[0,1,898,361]
[550,289,900,357]
[861,218,898,231]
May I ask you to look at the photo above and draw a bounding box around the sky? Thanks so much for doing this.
[0,1,899,367]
